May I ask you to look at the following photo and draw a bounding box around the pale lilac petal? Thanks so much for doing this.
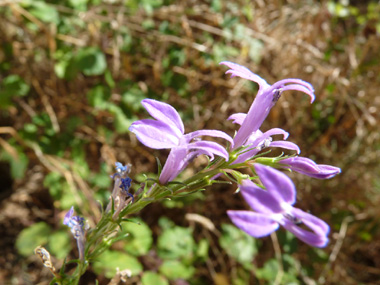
[290,208,330,237]
[269,141,301,154]
[142,99,184,135]
[232,92,275,148]
[263,128,289,140]
[159,147,188,184]
[281,84,315,102]
[227,210,279,237]
[245,130,264,145]
[280,157,319,172]
[279,157,341,179]
[281,219,329,248]
[189,141,229,161]
[312,165,341,179]
[240,179,283,213]
[129,120,180,149]
[254,164,296,205]
[246,128,288,148]
[271,79,315,103]
[184,129,233,145]
[227,113,246,125]
[63,206,74,226]
[219,61,269,90]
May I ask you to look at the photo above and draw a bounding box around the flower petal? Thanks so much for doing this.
[240,179,283,213]
[232,91,275,148]
[63,206,74,226]
[142,99,184,135]
[227,113,246,125]
[279,157,341,179]
[262,128,289,140]
[290,208,330,238]
[189,140,229,161]
[254,164,296,205]
[271,79,315,103]
[184,129,233,145]
[159,147,188,184]
[220,61,269,90]
[129,119,180,149]
[269,141,300,154]
[312,164,341,179]
[227,210,279,237]
[281,212,330,248]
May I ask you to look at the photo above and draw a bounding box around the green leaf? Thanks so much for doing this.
[142,272,169,285]
[87,85,111,109]
[157,225,195,260]
[159,260,195,280]
[75,47,107,76]
[122,220,153,256]
[255,259,278,281]
[16,222,52,257]
[93,250,143,278]
[196,239,209,260]
[0,148,29,179]
[219,224,257,267]
[26,1,59,24]
[47,231,71,259]
[0,75,30,108]
[106,104,134,133]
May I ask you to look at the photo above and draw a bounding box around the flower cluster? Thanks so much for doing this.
[60,61,341,271]
[129,61,340,247]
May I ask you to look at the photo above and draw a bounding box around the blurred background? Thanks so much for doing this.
[1,0,380,284]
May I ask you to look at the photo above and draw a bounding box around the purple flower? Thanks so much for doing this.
[227,164,330,247]
[129,99,233,184]
[228,113,300,164]
[279,157,341,179]
[63,206,86,260]
[220,61,315,150]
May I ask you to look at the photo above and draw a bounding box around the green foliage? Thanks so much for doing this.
[93,250,143,278]
[44,172,78,209]
[0,144,28,179]
[219,224,257,268]
[48,231,71,259]
[16,222,52,257]
[21,1,60,24]
[0,75,30,109]
[122,219,153,256]
[159,260,196,280]
[141,272,169,285]
[76,47,107,76]
[157,223,196,260]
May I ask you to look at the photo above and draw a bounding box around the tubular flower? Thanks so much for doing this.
[129,99,233,184]
[227,164,330,247]
[279,156,341,179]
[63,206,86,260]
[220,61,315,150]
[228,113,300,164]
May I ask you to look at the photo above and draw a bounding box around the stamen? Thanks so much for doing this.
[259,137,272,150]
[272,89,282,102]
[283,213,302,225]
[120,177,134,202]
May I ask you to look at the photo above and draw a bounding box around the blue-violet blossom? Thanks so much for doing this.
[106,162,133,215]
[279,156,341,179]
[227,164,330,247]
[220,61,315,150]
[63,206,86,260]
[228,113,300,164]
[129,99,233,184]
